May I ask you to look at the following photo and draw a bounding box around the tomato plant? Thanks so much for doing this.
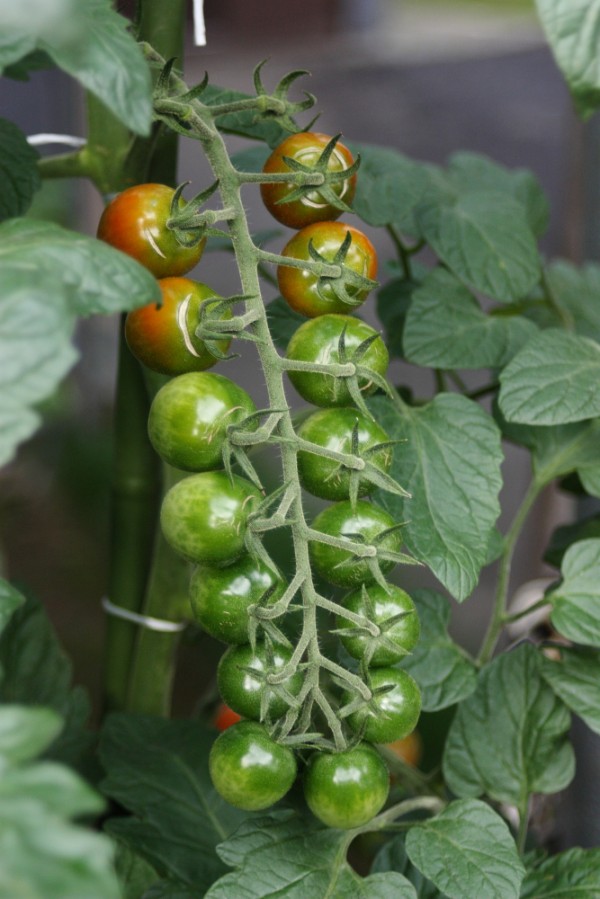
[97,183,206,277]
[277,221,377,317]
[261,132,357,228]
[3,2,600,896]
[209,720,297,811]
[303,743,390,829]
[125,276,231,375]
[148,371,256,471]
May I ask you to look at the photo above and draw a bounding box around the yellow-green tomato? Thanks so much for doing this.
[217,642,304,720]
[346,668,421,744]
[160,472,261,565]
[209,720,297,811]
[297,407,392,501]
[148,372,256,471]
[336,584,420,666]
[303,743,389,829]
[189,556,285,644]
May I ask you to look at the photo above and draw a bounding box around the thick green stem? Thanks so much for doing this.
[478,480,542,665]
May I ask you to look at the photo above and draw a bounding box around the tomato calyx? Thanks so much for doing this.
[301,229,378,311]
[166,180,236,245]
[272,133,360,216]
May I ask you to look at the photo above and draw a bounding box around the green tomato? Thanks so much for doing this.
[286,314,389,407]
[297,407,392,501]
[309,500,402,587]
[303,743,389,829]
[209,720,297,811]
[336,584,420,666]
[346,667,421,744]
[160,472,261,565]
[189,556,285,644]
[217,642,303,720]
[148,372,256,471]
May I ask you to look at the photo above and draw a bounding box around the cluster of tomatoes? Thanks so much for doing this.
[97,131,421,830]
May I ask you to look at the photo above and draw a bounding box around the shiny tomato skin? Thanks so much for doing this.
[148,372,256,472]
[303,743,389,829]
[160,471,261,565]
[209,720,297,811]
[277,222,377,318]
[309,500,402,588]
[261,132,356,229]
[336,584,420,666]
[297,407,392,501]
[189,556,286,645]
[125,277,231,376]
[346,667,422,744]
[286,314,389,408]
[97,183,205,278]
[217,642,304,721]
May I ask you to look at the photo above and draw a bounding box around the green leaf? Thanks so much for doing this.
[405,799,525,899]
[547,538,600,646]
[371,835,442,898]
[535,0,600,120]
[0,117,40,220]
[202,84,292,147]
[544,511,600,568]
[0,759,103,817]
[144,881,204,899]
[376,276,420,359]
[114,843,160,899]
[0,587,93,769]
[0,0,152,136]
[350,142,434,236]
[370,394,503,602]
[579,463,600,498]
[521,846,600,897]
[443,644,574,804]
[100,714,248,894]
[399,590,477,711]
[0,218,160,465]
[230,145,270,173]
[536,260,600,343]
[403,268,537,369]
[416,190,541,302]
[541,647,600,735]
[0,578,24,635]
[447,152,549,237]
[0,704,62,763]
[499,329,600,425]
[206,810,417,898]
[266,296,305,349]
[2,48,52,80]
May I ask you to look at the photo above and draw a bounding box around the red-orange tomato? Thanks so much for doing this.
[125,277,230,376]
[277,222,377,318]
[261,132,356,229]
[97,183,205,278]
[388,731,423,768]
[214,703,242,732]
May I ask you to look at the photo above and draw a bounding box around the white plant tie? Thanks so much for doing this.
[193,0,206,46]
[27,133,86,147]
[102,596,186,633]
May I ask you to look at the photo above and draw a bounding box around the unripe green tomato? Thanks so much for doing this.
[285,314,389,407]
[346,667,421,744]
[336,584,420,666]
[297,407,392,501]
[148,372,256,472]
[277,222,377,318]
[160,472,261,565]
[189,556,285,644]
[303,743,389,829]
[125,277,231,376]
[217,642,304,720]
[309,500,401,587]
[209,720,297,811]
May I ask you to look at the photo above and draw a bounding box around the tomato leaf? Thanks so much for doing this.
[399,589,477,711]
[0,117,40,220]
[205,810,417,898]
[544,511,600,568]
[0,218,160,466]
[541,647,600,735]
[579,463,600,498]
[525,260,600,341]
[405,800,525,899]
[100,714,248,895]
[370,394,503,602]
[403,268,537,369]
[521,846,600,897]
[266,296,306,349]
[535,0,600,120]
[371,835,442,898]
[499,329,600,425]
[203,84,293,147]
[417,190,541,303]
[547,538,600,646]
[0,703,119,899]
[443,644,575,804]
[375,276,419,359]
